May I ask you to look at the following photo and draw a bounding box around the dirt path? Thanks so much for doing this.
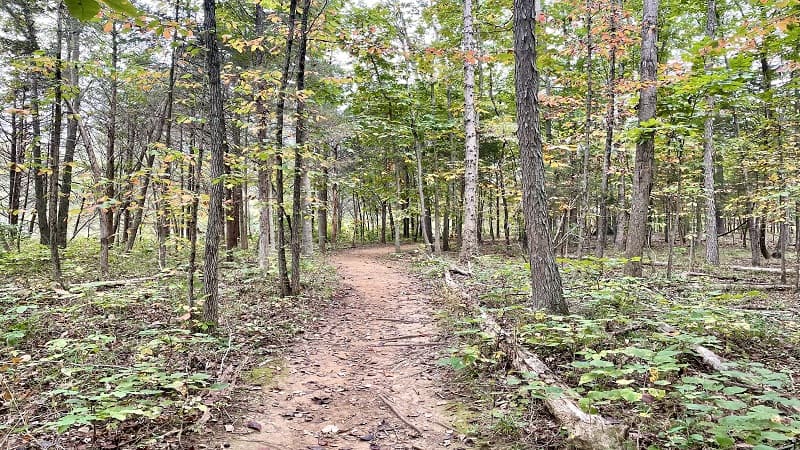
[225,246,457,450]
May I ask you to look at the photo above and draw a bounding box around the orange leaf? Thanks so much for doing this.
[103,20,114,33]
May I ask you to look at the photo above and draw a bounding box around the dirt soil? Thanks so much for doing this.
[220,246,459,450]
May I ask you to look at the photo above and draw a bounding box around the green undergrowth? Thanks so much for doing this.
[0,237,338,448]
[413,252,800,450]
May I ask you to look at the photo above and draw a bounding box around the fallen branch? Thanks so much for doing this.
[728,265,796,275]
[373,317,415,323]
[378,393,423,437]
[380,333,434,342]
[708,283,794,291]
[376,342,440,347]
[658,324,727,371]
[447,265,473,277]
[444,271,626,450]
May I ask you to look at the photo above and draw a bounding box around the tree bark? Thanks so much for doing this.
[459,0,479,261]
[274,0,298,297]
[290,0,311,294]
[47,5,65,284]
[100,25,119,279]
[56,18,81,247]
[578,0,592,258]
[202,0,228,326]
[596,0,617,257]
[624,0,659,277]
[513,0,568,313]
[702,0,719,265]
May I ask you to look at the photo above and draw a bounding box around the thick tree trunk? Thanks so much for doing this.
[702,0,719,265]
[460,0,479,261]
[624,0,659,277]
[202,0,228,325]
[513,0,568,314]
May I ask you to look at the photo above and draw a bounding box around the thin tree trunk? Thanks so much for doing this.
[514,0,567,313]
[460,0,479,261]
[290,0,311,294]
[578,0,592,258]
[318,149,329,253]
[624,0,659,277]
[187,139,204,310]
[301,166,313,256]
[703,0,719,265]
[596,0,617,257]
[56,19,81,247]
[413,133,432,252]
[274,0,298,297]
[47,5,65,284]
[100,25,119,279]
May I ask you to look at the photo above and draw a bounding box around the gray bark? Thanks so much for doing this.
[624,0,659,277]
[514,0,568,313]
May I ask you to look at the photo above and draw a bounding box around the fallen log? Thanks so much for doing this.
[444,271,626,450]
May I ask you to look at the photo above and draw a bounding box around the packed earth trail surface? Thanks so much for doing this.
[223,246,459,450]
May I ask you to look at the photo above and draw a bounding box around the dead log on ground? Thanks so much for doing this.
[444,271,626,450]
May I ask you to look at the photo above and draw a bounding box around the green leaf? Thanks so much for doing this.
[101,0,140,17]
[716,399,747,410]
[64,0,102,20]
[759,431,792,442]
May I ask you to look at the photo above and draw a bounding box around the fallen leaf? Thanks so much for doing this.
[246,420,262,432]
[224,424,235,432]
[321,424,339,434]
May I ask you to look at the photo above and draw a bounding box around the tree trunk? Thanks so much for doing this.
[47,6,65,284]
[513,0,568,314]
[460,0,479,261]
[100,25,119,279]
[413,132,432,252]
[202,0,228,326]
[624,0,659,277]
[290,0,311,294]
[318,149,329,253]
[578,0,592,258]
[274,0,298,297]
[301,166,314,256]
[702,0,719,265]
[596,0,617,257]
[187,140,204,310]
[254,4,272,272]
[56,19,81,248]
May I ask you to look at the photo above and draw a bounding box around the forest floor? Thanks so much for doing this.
[213,246,461,450]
